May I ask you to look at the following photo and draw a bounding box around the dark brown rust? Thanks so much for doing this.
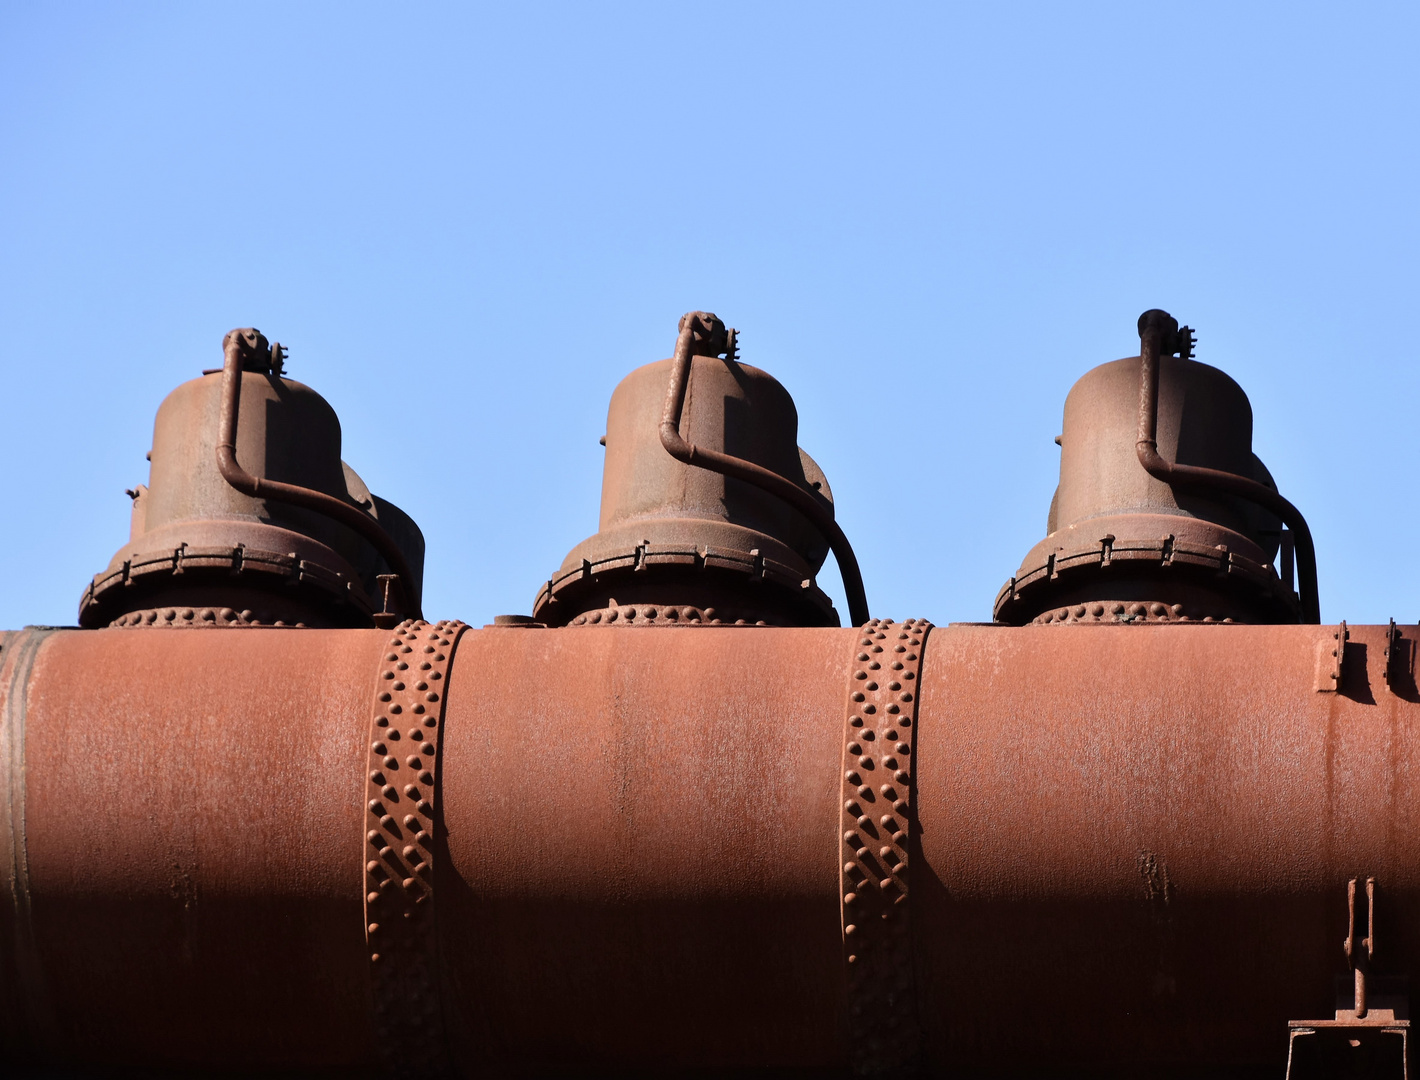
[364,618,466,1074]
[840,618,931,1076]
[1135,309,1320,623]
[996,309,1305,626]
[216,328,422,622]
[533,311,843,628]
[4,623,1420,1075]
[659,312,870,626]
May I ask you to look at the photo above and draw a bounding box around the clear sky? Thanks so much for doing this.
[1,2,1416,629]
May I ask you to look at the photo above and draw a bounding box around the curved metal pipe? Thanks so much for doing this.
[215,332,422,621]
[1135,309,1320,623]
[658,316,870,626]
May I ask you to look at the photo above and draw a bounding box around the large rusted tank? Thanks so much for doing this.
[0,312,1410,1078]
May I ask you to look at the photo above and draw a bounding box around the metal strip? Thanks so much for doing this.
[363,618,468,1074]
[0,628,61,1058]
[840,617,932,1076]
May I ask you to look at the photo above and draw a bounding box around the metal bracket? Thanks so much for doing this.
[1385,619,1411,691]
[840,618,932,1076]
[1286,877,1410,1079]
[1315,622,1349,693]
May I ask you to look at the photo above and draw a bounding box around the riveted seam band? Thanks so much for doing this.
[840,618,932,1076]
[363,619,468,1075]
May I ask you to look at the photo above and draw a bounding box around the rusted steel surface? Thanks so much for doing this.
[533,312,843,629]
[216,328,422,622]
[914,621,1420,1073]
[996,310,1303,627]
[658,311,869,626]
[79,329,425,630]
[438,624,851,1074]
[840,618,931,1076]
[1,621,1418,1075]
[364,618,466,1073]
[1134,309,1320,622]
[0,627,387,1073]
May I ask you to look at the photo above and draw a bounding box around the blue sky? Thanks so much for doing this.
[2,2,1416,628]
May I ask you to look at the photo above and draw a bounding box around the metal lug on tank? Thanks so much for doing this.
[78,328,426,629]
[994,309,1318,627]
[533,311,868,628]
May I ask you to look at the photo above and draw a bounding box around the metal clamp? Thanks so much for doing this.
[363,619,468,1073]
[840,618,932,1075]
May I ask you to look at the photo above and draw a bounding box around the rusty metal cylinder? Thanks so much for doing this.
[533,349,839,628]
[2,621,1415,1076]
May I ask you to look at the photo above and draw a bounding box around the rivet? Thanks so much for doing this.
[897,743,910,755]
[880,815,895,827]
[893,800,907,812]
[390,704,403,715]
[406,756,422,768]
[370,771,385,785]
[367,830,383,844]
[378,692,392,703]
[414,830,429,845]
[857,784,871,796]
[894,770,909,783]
[857,814,870,826]
[879,846,893,858]
[848,742,862,755]
[376,717,389,728]
[368,922,379,934]
[419,770,434,784]
[886,704,900,714]
[845,923,858,936]
[403,845,417,858]
[417,800,432,814]
[864,704,877,715]
[415,681,428,692]
[382,785,396,799]
[885,729,898,741]
[844,830,860,843]
[854,671,867,680]
[851,691,865,702]
[404,815,418,827]
[366,860,381,873]
[384,756,398,769]
[850,716,863,727]
[368,799,383,812]
[380,815,394,828]
[426,691,440,702]
[845,800,860,813]
[423,716,437,727]
[367,891,381,903]
[880,784,895,796]
[844,892,858,905]
[405,785,419,797]
[402,878,417,890]
[883,757,897,770]
[844,862,858,874]
[845,771,861,784]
